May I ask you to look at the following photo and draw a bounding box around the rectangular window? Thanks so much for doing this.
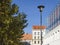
[34,41,36,44]
[34,32,36,35]
[38,32,40,35]
[38,41,39,44]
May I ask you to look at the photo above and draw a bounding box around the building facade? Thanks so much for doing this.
[32,26,46,45]
[43,25,60,45]
[22,26,46,45]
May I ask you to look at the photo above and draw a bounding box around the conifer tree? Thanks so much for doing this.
[0,0,27,45]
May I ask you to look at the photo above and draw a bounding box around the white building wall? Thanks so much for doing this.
[32,40,41,45]
[32,30,41,45]
[43,25,60,45]
[32,29,46,45]
[32,30,40,39]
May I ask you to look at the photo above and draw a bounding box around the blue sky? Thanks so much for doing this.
[12,0,60,34]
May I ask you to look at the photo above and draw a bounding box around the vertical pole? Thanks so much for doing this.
[37,5,44,45]
[40,11,42,45]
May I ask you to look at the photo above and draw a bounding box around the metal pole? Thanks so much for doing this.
[40,11,42,45]
[37,5,44,45]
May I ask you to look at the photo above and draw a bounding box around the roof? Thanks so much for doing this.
[33,25,46,30]
[21,34,32,40]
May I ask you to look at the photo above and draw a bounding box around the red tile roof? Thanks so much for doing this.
[21,34,32,40]
[33,25,46,30]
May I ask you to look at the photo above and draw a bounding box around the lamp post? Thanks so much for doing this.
[37,5,45,45]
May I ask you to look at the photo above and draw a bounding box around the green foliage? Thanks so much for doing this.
[0,0,28,45]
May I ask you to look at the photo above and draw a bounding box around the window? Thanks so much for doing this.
[58,30,60,32]
[38,32,40,35]
[38,41,39,44]
[55,32,57,33]
[34,32,36,35]
[53,33,54,35]
[34,41,36,44]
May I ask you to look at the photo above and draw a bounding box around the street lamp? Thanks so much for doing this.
[37,5,45,45]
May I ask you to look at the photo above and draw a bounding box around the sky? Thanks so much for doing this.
[12,0,60,34]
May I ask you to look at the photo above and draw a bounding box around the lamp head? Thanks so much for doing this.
[38,5,45,12]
